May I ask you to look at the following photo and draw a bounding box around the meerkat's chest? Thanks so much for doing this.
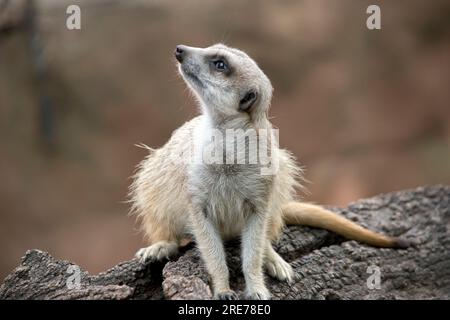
[188,164,272,238]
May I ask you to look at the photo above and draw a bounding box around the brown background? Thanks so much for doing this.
[1,0,449,281]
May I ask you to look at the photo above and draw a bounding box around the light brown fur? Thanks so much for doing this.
[129,44,409,299]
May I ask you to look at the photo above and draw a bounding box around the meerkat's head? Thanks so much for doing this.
[174,44,273,124]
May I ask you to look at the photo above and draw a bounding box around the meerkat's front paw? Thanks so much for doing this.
[265,254,294,283]
[135,241,178,263]
[245,286,271,300]
[215,290,238,300]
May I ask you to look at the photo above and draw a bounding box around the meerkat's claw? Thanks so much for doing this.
[135,241,178,263]
[245,287,271,300]
[215,290,239,300]
[265,255,294,283]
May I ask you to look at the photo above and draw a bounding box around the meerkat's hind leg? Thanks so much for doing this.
[265,243,295,283]
[135,241,179,263]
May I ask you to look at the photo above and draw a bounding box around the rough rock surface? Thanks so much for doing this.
[1,185,449,300]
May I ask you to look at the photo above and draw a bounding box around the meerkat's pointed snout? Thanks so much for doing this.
[174,45,186,63]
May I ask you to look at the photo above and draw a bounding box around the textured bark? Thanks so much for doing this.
[1,185,449,300]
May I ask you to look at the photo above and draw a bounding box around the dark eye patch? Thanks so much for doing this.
[207,55,233,76]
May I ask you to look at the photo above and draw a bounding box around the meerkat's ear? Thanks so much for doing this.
[239,90,258,112]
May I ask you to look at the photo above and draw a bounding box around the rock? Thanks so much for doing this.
[1,185,449,299]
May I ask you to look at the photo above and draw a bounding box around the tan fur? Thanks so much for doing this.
[129,114,301,244]
[129,44,408,300]
[282,202,400,247]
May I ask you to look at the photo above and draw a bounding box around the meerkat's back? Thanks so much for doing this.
[129,116,203,245]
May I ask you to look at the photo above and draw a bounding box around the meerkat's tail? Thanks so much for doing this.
[282,202,411,248]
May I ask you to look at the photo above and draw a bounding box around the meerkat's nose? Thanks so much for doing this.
[175,45,186,63]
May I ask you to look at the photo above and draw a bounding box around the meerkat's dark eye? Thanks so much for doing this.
[213,59,228,71]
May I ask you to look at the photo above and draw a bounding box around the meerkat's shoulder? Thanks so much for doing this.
[171,115,204,136]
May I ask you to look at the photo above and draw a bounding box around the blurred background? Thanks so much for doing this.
[1,0,449,281]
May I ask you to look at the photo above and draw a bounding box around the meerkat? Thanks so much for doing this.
[129,44,410,300]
